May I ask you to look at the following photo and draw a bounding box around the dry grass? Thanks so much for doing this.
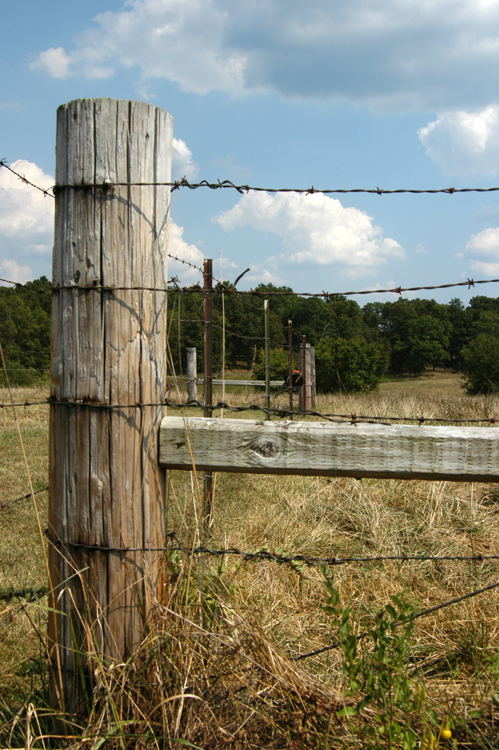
[1,375,499,747]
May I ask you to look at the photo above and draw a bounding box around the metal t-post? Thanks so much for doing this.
[288,320,293,419]
[203,260,213,535]
[264,300,271,419]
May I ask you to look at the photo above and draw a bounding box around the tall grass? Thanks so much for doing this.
[1,377,499,747]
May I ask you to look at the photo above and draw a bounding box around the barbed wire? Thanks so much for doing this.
[0,486,49,510]
[295,579,499,661]
[45,276,497,299]
[0,277,51,296]
[44,531,499,565]
[2,396,499,426]
[167,253,203,274]
[3,267,499,304]
[6,158,499,200]
[166,314,270,341]
[0,585,48,603]
[0,160,54,197]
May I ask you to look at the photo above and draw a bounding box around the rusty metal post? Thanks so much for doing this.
[302,335,307,412]
[203,259,213,535]
[288,320,293,419]
[264,299,271,419]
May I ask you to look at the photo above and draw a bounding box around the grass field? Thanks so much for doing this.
[1,373,499,748]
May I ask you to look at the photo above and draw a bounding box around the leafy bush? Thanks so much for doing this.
[0,361,48,387]
[460,333,499,394]
[252,347,292,383]
[315,337,388,393]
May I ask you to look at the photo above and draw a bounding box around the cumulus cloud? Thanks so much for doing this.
[172,138,199,180]
[215,192,404,277]
[465,225,499,276]
[0,260,33,285]
[167,221,204,281]
[467,227,499,254]
[419,106,499,177]
[31,0,499,111]
[244,266,286,286]
[30,47,73,79]
[0,161,54,253]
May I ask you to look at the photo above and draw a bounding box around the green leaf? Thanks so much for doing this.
[337,706,357,718]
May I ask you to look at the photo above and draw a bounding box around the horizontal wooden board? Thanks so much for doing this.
[159,417,499,482]
[185,379,285,387]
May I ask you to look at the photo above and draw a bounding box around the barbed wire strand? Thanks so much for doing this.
[5,156,499,199]
[0,160,54,197]
[43,276,494,299]
[2,266,498,302]
[6,157,499,199]
[0,586,48,604]
[1,486,49,510]
[295,579,499,661]
[167,253,203,274]
[44,531,499,566]
[6,396,497,426]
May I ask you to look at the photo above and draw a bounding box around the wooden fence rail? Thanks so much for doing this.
[160,417,499,482]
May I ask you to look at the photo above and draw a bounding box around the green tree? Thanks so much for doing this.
[0,277,51,385]
[315,337,389,393]
[252,347,291,382]
[460,333,499,394]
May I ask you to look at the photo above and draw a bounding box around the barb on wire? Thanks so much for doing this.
[1,486,49,510]
[0,277,51,297]
[0,159,54,198]
[0,585,48,603]
[295,579,499,660]
[167,253,203,274]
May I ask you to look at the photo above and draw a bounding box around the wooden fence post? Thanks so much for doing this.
[186,347,197,402]
[310,346,316,409]
[49,98,173,709]
[298,342,315,411]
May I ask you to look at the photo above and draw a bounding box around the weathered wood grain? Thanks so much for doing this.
[159,417,499,482]
[49,98,172,706]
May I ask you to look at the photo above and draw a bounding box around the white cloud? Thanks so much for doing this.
[419,106,499,177]
[0,160,54,243]
[244,266,286,286]
[167,221,204,282]
[30,47,72,78]
[0,260,33,285]
[465,225,499,277]
[172,138,198,180]
[30,45,114,80]
[215,192,404,277]
[469,260,499,276]
[31,0,499,111]
[467,226,499,254]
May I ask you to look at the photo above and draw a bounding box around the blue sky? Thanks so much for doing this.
[4,0,499,304]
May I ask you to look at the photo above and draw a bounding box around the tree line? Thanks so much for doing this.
[1,277,498,393]
[168,282,499,394]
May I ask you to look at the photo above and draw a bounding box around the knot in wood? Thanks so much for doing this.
[251,439,281,458]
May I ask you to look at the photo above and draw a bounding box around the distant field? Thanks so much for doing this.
[380,370,463,398]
